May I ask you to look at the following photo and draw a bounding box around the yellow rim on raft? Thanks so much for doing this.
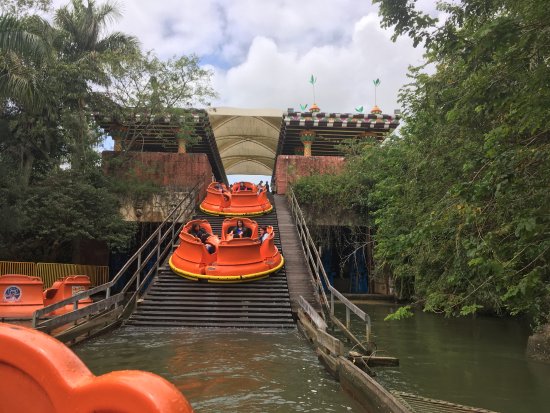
[199,204,273,217]
[169,255,285,283]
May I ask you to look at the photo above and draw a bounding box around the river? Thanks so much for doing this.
[345,302,550,413]
[74,303,550,413]
[75,327,363,412]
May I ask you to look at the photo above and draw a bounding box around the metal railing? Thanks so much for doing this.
[287,187,371,346]
[32,177,208,342]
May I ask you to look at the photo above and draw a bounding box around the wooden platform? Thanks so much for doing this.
[273,194,322,315]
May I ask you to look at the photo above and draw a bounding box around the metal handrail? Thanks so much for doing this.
[32,176,208,335]
[287,187,371,343]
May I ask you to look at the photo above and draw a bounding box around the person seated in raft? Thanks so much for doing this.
[188,223,206,238]
[199,231,216,254]
[258,226,269,244]
[227,219,251,238]
[257,181,265,194]
[214,182,231,200]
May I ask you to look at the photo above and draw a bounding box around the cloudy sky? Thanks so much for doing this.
[49,0,436,115]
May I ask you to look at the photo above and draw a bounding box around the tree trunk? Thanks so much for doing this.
[20,149,35,186]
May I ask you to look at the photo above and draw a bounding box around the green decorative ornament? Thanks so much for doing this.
[299,130,316,143]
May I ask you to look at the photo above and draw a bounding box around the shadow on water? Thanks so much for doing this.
[338,303,550,413]
[74,327,364,413]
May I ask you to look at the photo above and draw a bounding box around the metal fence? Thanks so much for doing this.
[0,262,109,289]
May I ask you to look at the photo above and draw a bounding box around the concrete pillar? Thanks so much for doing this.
[113,137,122,152]
[303,140,313,157]
[300,130,316,157]
[177,138,187,154]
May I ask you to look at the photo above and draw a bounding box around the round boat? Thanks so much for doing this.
[43,275,93,315]
[169,218,284,283]
[199,182,273,216]
[0,274,94,320]
[0,274,44,320]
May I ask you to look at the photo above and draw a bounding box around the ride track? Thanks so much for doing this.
[127,201,296,328]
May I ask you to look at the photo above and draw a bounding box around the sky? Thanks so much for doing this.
[50,0,438,180]
[49,0,439,115]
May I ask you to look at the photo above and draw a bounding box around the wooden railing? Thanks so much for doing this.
[32,177,208,343]
[287,187,372,349]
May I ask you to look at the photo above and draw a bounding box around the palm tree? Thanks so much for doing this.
[55,0,138,64]
[53,0,139,170]
[0,14,50,107]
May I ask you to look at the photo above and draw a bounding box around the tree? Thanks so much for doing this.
[0,14,52,108]
[103,51,217,152]
[0,0,52,17]
[54,0,138,170]
[0,168,136,262]
[293,0,550,325]
[0,2,140,262]
[368,0,550,324]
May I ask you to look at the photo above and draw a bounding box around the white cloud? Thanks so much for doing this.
[49,0,427,114]
[212,13,425,113]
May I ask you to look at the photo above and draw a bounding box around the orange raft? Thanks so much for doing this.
[169,218,284,283]
[0,274,93,320]
[199,181,273,216]
[43,275,93,315]
[0,322,194,413]
[0,274,44,319]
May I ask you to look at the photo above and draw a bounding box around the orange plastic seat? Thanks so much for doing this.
[221,217,258,240]
[0,322,194,413]
[0,274,44,320]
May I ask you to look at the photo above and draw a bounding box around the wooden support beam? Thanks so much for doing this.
[317,329,344,357]
[349,351,399,367]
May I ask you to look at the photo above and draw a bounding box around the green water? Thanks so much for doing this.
[74,305,550,413]
[75,328,363,412]
[345,303,550,413]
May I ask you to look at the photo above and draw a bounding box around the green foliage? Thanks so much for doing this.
[0,169,136,262]
[295,0,550,326]
[0,0,52,17]
[292,171,361,223]
[384,305,414,321]
[0,3,217,263]
[105,51,216,151]
[373,0,550,326]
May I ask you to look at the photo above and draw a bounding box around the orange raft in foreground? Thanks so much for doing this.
[199,181,273,216]
[0,322,194,413]
[169,218,284,283]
